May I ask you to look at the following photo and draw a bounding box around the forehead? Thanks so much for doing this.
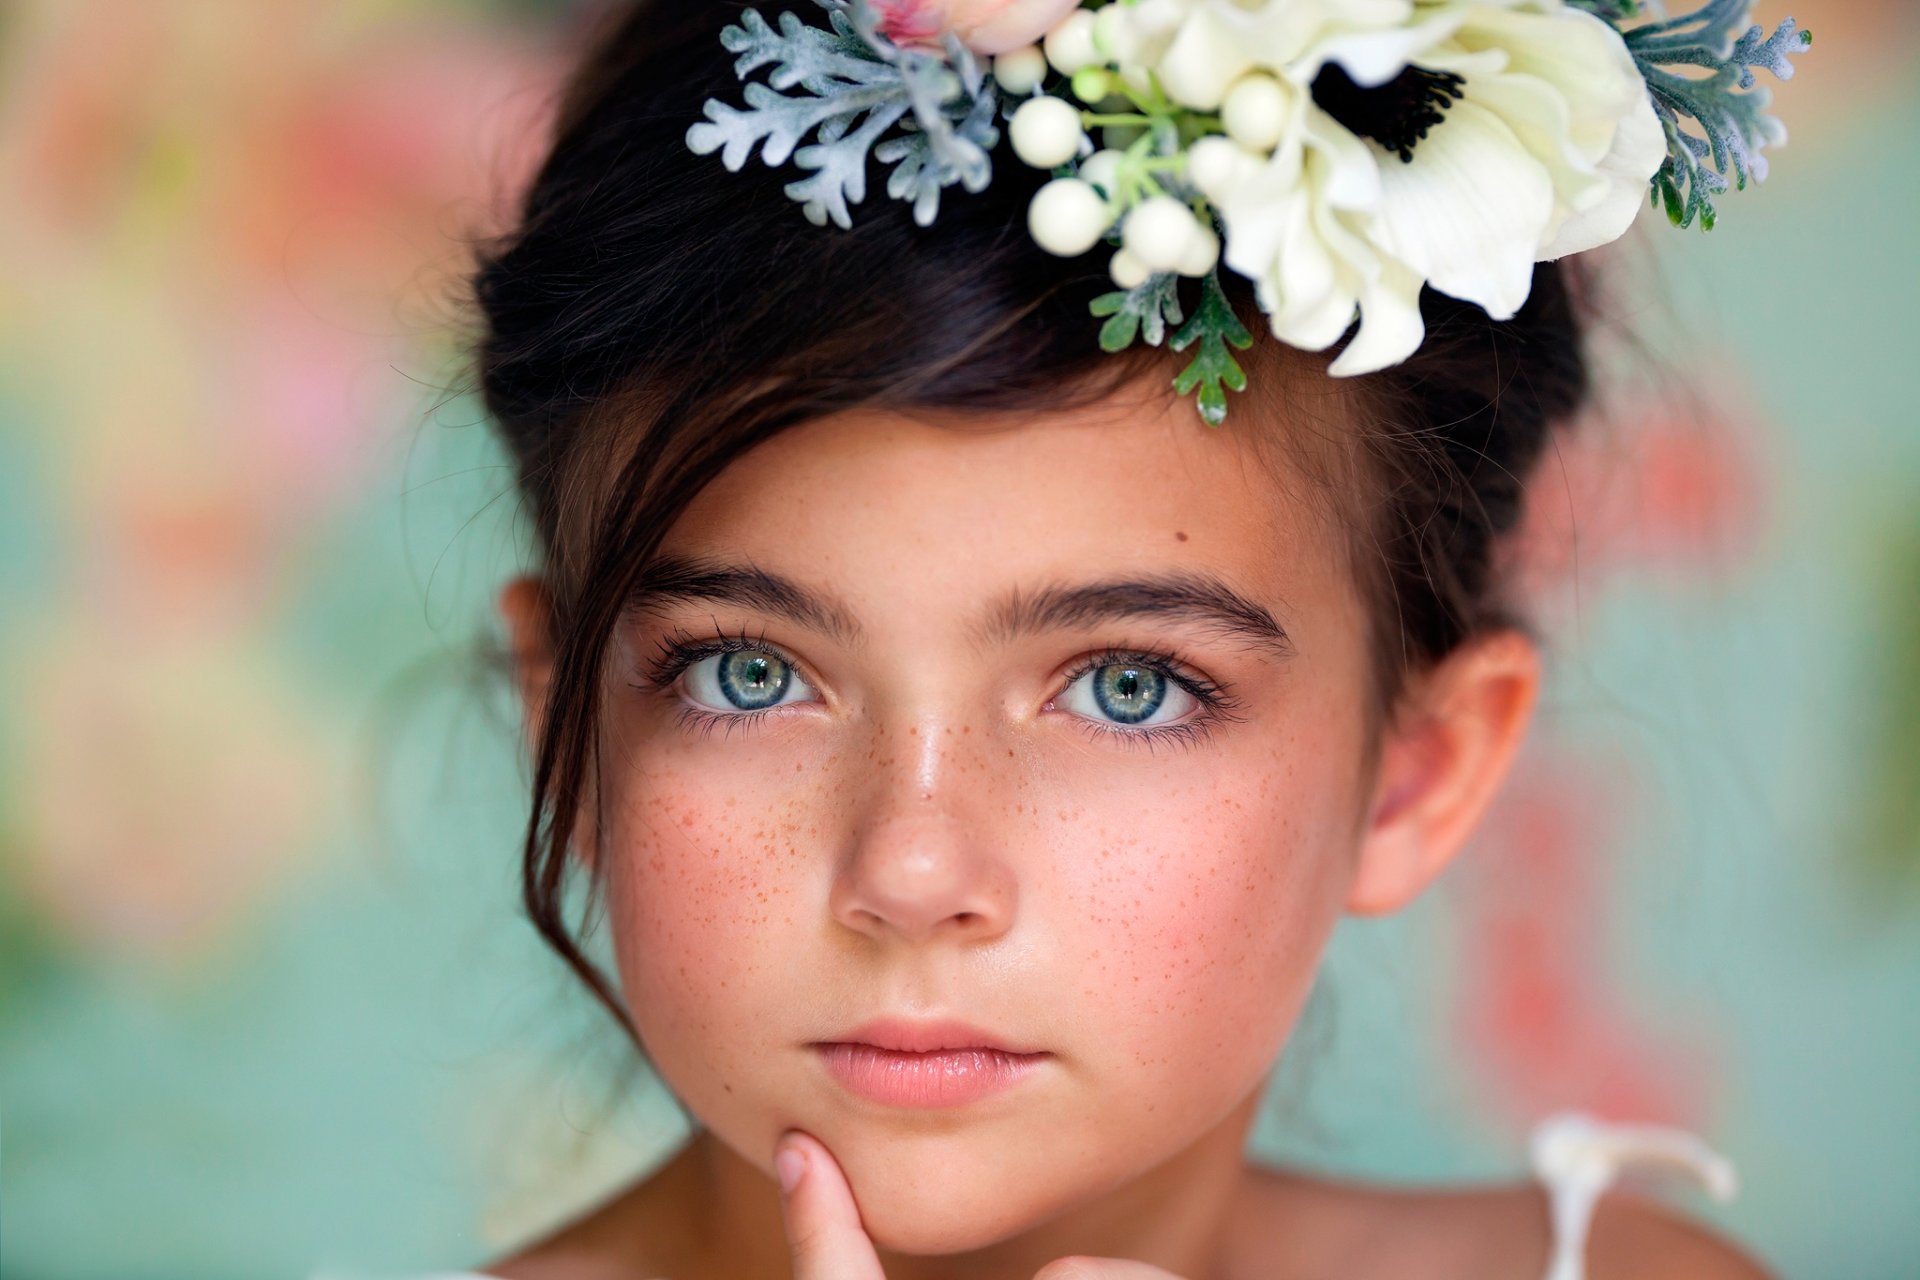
[655,389,1358,634]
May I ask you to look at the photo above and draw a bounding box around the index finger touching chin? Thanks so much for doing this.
[774,1129,889,1280]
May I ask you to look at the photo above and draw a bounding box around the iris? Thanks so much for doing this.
[715,650,791,710]
[1091,663,1167,725]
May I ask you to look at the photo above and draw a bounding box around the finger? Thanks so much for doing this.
[1033,1258,1191,1280]
[775,1129,889,1280]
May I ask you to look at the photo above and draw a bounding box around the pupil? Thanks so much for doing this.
[1310,62,1466,163]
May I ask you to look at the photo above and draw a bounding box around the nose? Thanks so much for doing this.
[828,715,1016,948]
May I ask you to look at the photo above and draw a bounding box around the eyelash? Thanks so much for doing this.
[630,627,1245,752]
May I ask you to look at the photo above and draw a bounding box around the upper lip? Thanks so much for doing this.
[819,1016,1044,1055]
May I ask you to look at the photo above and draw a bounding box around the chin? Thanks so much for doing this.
[842,1139,1088,1256]
[858,1188,1045,1257]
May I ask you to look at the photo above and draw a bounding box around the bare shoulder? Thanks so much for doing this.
[1579,1185,1777,1280]
[471,1174,682,1280]
[473,1137,717,1280]
[472,1206,664,1280]
[1237,1164,1775,1280]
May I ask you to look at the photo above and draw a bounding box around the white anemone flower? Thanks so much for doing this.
[1106,0,1666,375]
[1358,0,1668,325]
[1209,88,1431,376]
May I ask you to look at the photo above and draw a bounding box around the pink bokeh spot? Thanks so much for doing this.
[9,621,338,969]
[1505,385,1773,599]
[1448,382,1776,1138]
[0,3,568,963]
[1453,748,1723,1136]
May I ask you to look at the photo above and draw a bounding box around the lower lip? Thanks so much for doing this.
[813,1043,1048,1108]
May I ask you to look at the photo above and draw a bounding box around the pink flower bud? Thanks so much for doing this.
[872,0,1083,57]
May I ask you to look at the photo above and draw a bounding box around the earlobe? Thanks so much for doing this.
[1345,628,1542,916]
[496,574,603,876]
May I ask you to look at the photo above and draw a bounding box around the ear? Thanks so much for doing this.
[497,574,603,874]
[497,574,557,763]
[1346,628,1542,916]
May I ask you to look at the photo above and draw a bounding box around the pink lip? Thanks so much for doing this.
[829,1016,1039,1054]
[812,1016,1049,1107]
[813,1043,1047,1108]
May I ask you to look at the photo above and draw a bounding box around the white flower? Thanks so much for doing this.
[1104,0,1422,110]
[1361,0,1667,322]
[1213,96,1430,375]
[1101,0,1665,374]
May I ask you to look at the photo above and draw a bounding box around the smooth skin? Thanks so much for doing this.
[492,382,1774,1280]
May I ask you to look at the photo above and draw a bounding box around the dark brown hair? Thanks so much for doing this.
[469,0,1591,1043]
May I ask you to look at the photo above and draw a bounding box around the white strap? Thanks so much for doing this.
[1529,1111,1739,1280]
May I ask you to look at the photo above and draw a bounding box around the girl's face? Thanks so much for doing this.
[582,389,1450,1255]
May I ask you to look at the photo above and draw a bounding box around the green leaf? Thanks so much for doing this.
[1169,267,1253,426]
[1607,1,1812,232]
[1089,273,1185,353]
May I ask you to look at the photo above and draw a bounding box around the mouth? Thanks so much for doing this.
[811,1015,1050,1107]
[823,1015,1042,1055]
[811,1042,1049,1108]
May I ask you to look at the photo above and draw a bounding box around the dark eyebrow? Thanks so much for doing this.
[625,557,1293,660]
[623,554,866,647]
[979,573,1295,660]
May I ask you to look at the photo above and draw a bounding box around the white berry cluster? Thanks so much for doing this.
[995,7,1222,292]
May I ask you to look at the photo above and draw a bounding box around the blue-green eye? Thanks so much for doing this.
[683,648,816,712]
[1059,660,1197,728]
[659,639,1227,746]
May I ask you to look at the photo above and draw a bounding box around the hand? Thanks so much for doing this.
[773,1129,1190,1280]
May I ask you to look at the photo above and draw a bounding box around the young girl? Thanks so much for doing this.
[365,0,1806,1275]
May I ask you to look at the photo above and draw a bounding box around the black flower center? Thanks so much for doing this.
[1310,62,1467,163]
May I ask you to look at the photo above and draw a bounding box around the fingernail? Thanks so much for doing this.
[775,1141,807,1194]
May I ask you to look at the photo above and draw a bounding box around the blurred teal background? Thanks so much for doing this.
[0,2,1915,1278]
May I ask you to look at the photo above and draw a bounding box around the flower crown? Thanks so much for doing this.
[687,0,1809,424]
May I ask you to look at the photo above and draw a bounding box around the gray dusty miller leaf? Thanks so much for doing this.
[686,0,1000,230]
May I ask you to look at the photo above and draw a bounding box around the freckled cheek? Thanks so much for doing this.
[1055,774,1349,1093]
[600,767,822,1060]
